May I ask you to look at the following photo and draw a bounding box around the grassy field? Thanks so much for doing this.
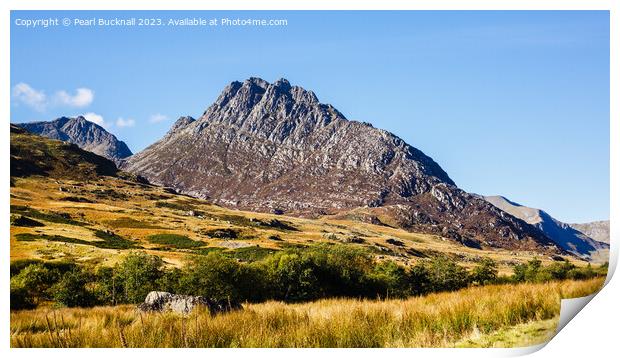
[10,176,596,273]
[10,277,603,348]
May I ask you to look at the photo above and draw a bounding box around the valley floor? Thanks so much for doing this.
[10,278,603,348]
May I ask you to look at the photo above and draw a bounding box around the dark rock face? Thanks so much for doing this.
[138,291,242,315]
[124,77,562,253]
[17,116,133,164]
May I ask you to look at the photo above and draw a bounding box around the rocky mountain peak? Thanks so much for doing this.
[16,116,133,164]
[167,116,196,135]
[201,77,336,137]
[124,78,563,254]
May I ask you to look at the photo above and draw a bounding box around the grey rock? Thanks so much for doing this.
[138,291,242,315]
[17,116,132,164]
[569,220,610,244]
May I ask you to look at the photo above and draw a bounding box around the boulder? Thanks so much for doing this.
[138,291,242,315]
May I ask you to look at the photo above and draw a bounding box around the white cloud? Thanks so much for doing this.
[55,88,94,107]
[82,112,110,129]
[149,113,169,123]
[12,83,47,111]
[12,83,95,111]
[116,117,136,128]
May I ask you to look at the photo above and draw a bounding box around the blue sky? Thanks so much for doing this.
[10,10,609,223]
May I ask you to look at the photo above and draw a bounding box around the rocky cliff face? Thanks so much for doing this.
[124,77,562,253]
[484,195,609,258]
[17,116,132,164]
[569,220,610,244]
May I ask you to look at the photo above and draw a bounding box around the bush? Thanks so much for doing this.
[114,252,164,303]
[426,257,470,292]
[91,266,119,305]
[407,263,432,296]
[156,267,184,293]
[470,258,498,285]
[10,264,59,305]
[567,264,597,280]
[512,258,601,283]
[180,253,246,301]
[366,261,409,298]
[147,233,202,249]
[50,269,96,307]
[513,258,542,283]
[263,252,322,301]
[10,286,35,310]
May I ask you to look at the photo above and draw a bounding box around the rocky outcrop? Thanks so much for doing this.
[124,77,563,254]
[138,291,242,315]
[16,116,132,164]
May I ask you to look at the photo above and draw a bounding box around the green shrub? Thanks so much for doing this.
[114,252,164,303]
[470,258,498,285]
[10,264,59,305]
[10,286,35,310]
[10,205,87,226]
[426,257,470,292]
[180,253,246,301]
[263,252,322,301]
[228,246,277,262]
[147,233,203,249]
[407,263,432,296]
[156,267,184,294]
[366,261,409,298]
[50,269,95,307]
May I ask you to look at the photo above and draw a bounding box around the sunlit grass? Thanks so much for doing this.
[10,278,603,348]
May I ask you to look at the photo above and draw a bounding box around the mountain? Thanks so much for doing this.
[10,124,575,281]
[16,116,133,163]
[124,77,562,254]
[483,195,608,258]
[569,221,610,244]
[10,124,118,180]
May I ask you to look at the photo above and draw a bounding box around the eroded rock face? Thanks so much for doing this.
[124,77,563,254]
[483,195,609,258]
[17,116,133,164]
[138,291,242,315]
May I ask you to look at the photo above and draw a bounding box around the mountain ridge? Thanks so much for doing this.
[16,116,133,164]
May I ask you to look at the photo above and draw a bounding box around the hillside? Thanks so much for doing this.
[10,124,118,180]
[124,77,560,254]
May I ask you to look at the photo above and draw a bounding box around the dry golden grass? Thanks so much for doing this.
[10,278,603,348]
[11,176,594,272]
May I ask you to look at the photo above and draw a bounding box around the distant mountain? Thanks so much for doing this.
[483,195,608,258]
[10,124,118,180]
[569,221,610,244]
[124,77,562,254]
[16,116,132,163]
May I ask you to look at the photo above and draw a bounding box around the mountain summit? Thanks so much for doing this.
[16,116,132,164]
[124,77,561,253]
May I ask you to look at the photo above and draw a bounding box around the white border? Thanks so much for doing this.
[2,1,617,357]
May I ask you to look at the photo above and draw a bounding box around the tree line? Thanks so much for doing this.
[10,244,607,310]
